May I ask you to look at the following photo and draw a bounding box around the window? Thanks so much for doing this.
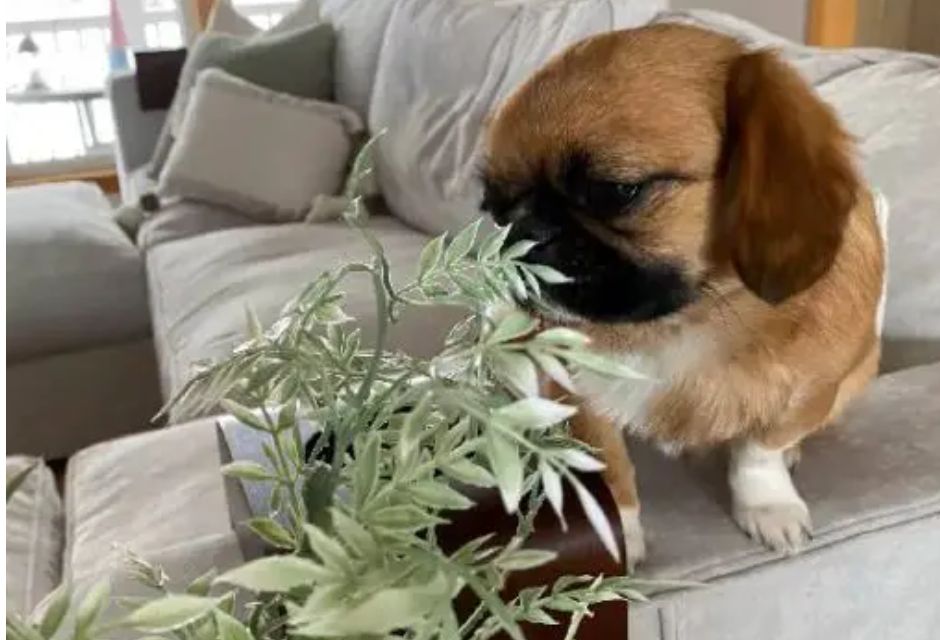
[6,0,184,170]
[232,0,297,30]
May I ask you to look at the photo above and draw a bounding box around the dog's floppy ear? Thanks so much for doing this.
[719,50,859,304]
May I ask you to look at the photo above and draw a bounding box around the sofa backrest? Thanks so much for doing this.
[320,0,400,120]
[364,0,667,236]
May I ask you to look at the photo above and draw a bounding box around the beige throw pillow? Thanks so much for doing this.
[160,69,362,223]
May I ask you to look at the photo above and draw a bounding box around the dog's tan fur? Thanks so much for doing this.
[485,25,884,560]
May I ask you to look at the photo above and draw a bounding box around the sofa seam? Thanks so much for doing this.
[144,248,178,400]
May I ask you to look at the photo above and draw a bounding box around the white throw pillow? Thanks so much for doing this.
[160,69,362,223]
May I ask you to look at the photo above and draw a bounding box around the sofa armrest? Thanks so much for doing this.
[107,72,168,200]
[629,360,940,638]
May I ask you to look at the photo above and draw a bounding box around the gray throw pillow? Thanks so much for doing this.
[147,21,335,180]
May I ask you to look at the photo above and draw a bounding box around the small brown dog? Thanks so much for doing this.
[481,24,885,570]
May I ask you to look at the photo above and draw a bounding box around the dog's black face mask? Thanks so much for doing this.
[481,164,698,324]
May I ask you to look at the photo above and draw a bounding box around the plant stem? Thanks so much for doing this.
[262,407,306,535]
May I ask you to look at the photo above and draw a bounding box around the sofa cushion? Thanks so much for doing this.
[657,10,940,372]
[145,215,463,407]
[629,361,940,638]
[137,199,260,250]
[6,182,150,361]
[150,21,336,180]
[7,339,161,459]
[6,457,64,615]
[64,419,242,585]
[369,0,667,236]
[160,69,363,223]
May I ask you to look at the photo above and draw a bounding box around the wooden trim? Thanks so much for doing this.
[192,0,217,31]
[7,167,119,194]
[179,0,217,38]
[807,0,858,46]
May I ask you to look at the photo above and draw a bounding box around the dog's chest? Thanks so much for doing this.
[574,328,714,442]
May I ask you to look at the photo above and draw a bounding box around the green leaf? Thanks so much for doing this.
[523,263,573,284]
[215,610,253,640]
[480,225,511,259]
[534,327,591,348]
[304,523,352,573]
[330,508,377,559]
[496,548,558,571]
[6,615,44,640]
[315,303,352,325]
[276,400,298,433]
[528,349,575,393]
[449,533,496,565]
[408,480,474,511]
[75,580,110,639]
[529,350,575,392]
[246,517,295,549]
[522,608,559,625]
[559,448,606,472]
[562,349,647,379]
[491,351,539,398]
[418,234,447,279]
[503,266,529,299]
[488,309,538,344]
[216,591,236,616]
[494,398,577,430]
[458,566,525,640]
[539,461,565,527]
[520,266,542,299]
[220,461,275,482]
[292,572,448,636]
[35,581,71,638]
[354,433,381,508]
[502,239,537,260]
[485,430,523,514]
[121,595,217,633]
[370,505,440,532]
[446,219,481,264]
[571,477,620,562]
[441,459,496,488]
[6,460,38,503]
[245,306,264,341]
[122,548,169,590]
[220,399,268,431]
[185,568,217,597]
[399,392,432,462]
[216,556,333,592]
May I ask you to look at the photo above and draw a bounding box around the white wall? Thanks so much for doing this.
[669,0,809,42]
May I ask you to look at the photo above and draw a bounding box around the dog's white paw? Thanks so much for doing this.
[729,440,812,555]
[733,500,812,554]
[620,507,647,573]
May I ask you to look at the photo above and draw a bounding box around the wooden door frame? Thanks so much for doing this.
[807,0,858,46]
[181,0,217,36]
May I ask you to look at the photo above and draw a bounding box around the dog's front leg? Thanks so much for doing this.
[729,438,812,554]
[567,401,646,572]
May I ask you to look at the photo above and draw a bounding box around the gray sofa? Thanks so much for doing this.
[7,5,940,639]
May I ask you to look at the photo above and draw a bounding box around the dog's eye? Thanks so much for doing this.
[581,179,647,215]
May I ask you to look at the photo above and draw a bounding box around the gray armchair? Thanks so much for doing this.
[107,72,168,203]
